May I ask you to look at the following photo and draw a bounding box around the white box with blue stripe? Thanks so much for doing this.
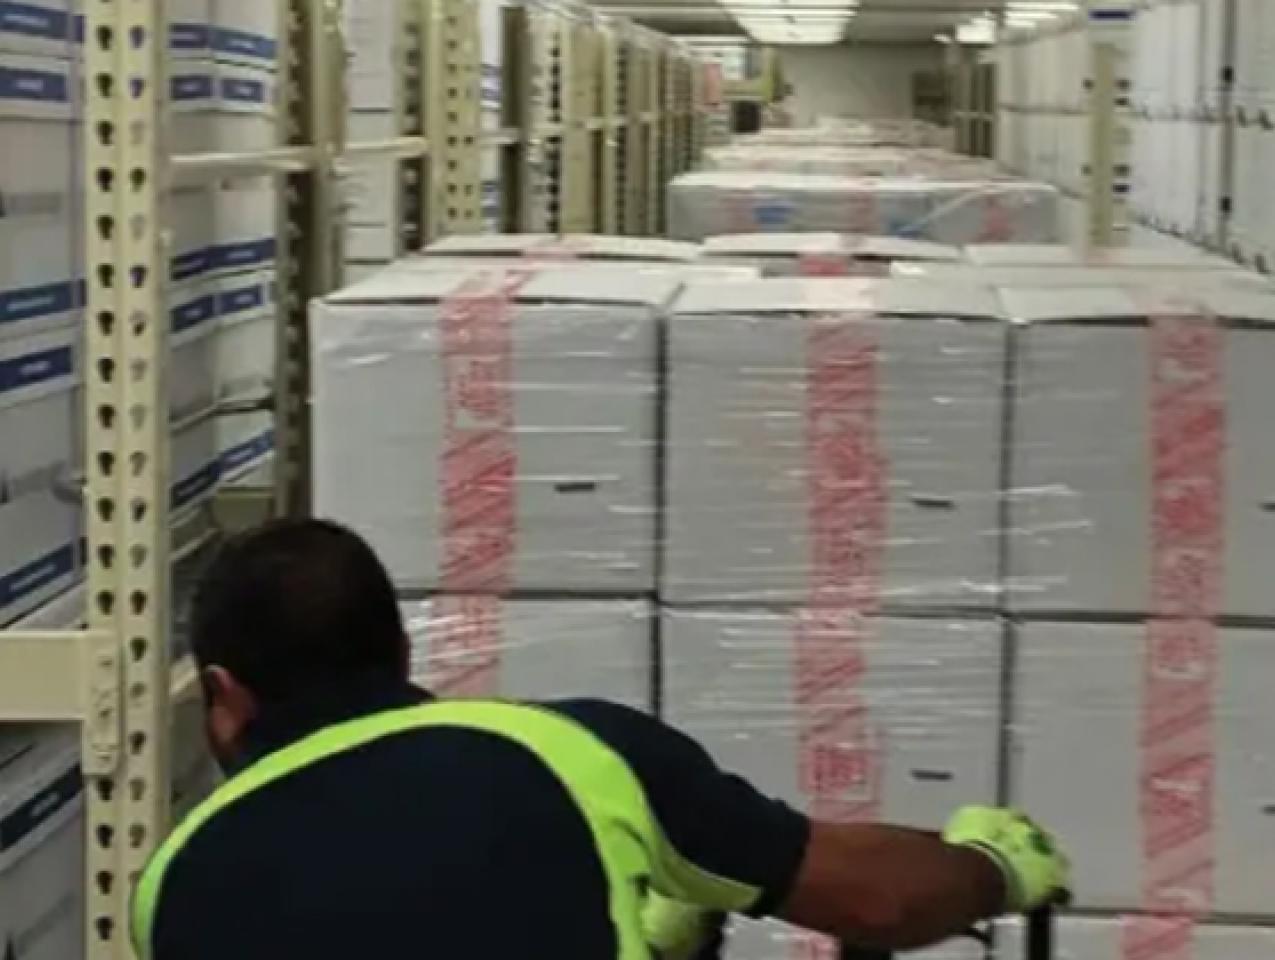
[0,1,72,57]
[0,725,84,960]
[212,269,275,404]
[0,52,76,342]
[0,328,79,626]
[210,0,279,72]
[212,176,277,277]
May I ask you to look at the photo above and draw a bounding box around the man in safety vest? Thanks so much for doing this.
[132,519,1070,960]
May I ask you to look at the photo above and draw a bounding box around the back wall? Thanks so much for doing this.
[778,43,944,124]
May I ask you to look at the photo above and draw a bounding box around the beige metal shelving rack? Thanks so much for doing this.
[0,0,481,955]
[0,1,707,953]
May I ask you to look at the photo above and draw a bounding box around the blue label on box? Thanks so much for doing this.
[0,760,82,853]
[171,460,220,512]
[171,248,212,283]
[0,542,76,611]
[218,282,266,318]
[0,62,68,103]
[172,293,218,335]
[751,200,793,228]
[222,429,275,474]
[212,237,276,271]
[219,73,269,105]
[171,72,215,102]
[0,344,73,395]
[211,27,277,63]
[0,2,70,42]
[170,21,211,51]
[0,281,75,328]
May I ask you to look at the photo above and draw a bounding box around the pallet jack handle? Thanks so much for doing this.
[838,905,1056,960]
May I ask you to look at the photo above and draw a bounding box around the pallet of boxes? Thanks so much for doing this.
[309,241,1275,960]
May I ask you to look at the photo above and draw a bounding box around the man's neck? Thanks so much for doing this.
[230,671,432,774]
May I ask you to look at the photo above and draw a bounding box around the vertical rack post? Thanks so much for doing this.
[83,0,170,955]
[433,0,483,235]
[1087,39,1118,249]
[598,19,621,235]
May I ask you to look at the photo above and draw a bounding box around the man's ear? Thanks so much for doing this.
[201,666,258,766]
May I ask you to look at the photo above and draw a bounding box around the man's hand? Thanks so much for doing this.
[942,807,1071,913]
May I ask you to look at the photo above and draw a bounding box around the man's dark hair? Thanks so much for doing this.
[190,519,407,700]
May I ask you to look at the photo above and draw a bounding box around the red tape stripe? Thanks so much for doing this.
[428,595,505,697]
[793,310,888,960]
[1127,309,1225,952]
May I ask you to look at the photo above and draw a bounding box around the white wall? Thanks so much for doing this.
[778,43,945,124]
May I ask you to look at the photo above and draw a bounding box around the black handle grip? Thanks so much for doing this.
[1026,906,1055,960]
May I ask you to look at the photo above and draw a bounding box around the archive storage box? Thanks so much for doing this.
[406,598,653,710]
[700,233,961,277]
[312,265,680,594]
[664,608,1001,960]
[997,919,1275,960]
[0,726,84,960]
[0,329,79,626]
[0,51,76,342]
[663,279,1005,610]
[666,171,1061,245]
[1013,622,1275,915]
[1004,284,1275,617]
[422,233,701,263]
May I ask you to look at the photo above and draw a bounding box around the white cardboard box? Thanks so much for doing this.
[169,279,219,424]
[728,920,987,960]
[664,279,1006,609]
[0,211,75,342]
[1013,621,1275,914]
[998,919,1275,960]
[171,419,220,519]
[344,111,400,261]
[666,171,1061,245]
[422,234,702,263]
[0,328,80,626]
[405,597,652,709]
[216,409,273,485]
[478,0,507,131]
[211,176,276,276]
[312,266,678,594]
[0,1,71,56]
[0,51,74,199]
[210,0,279,71]
[663,608,1003,822]
[213,269,275,403]
[1005,284,1275,617]
[701,233,962,277]
[0,726,84,960]
[211,61,275,152]
[343,0,398,111]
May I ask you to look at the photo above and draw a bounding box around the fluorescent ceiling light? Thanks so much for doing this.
[717,0,858,44]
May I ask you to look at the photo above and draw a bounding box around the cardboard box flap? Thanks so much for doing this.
[674,278,1001,319]
[423,234,700,262]
[965,244,1083,266]
[702,233,847,256]
[1001,284,1275,325]
[854,236,963,262]
[325,263,683,308]
[966,243,1238,269]
[893,262,1269,289]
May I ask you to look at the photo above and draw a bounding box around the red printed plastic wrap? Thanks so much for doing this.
[1126,309,1226,957]
[794,310,889,960]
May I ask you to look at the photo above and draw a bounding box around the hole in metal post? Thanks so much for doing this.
[129,591,148,616]
[97,545,115,569]
[97,358,115,383]
[95,824,114,849]
[129,824,146,849]
[128,732,146,755]
[129,637,147,662]
[96,497,114,522]
[95,918,113,942]
[96,871,113,895]
[96,591,114,615]
[97,310,114,335]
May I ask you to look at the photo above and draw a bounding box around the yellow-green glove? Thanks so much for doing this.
[643,893,724,960]
[943,806,1071,913]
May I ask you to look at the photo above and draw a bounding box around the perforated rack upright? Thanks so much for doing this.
[0,0,484,956]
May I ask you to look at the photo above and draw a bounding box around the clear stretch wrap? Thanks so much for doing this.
[306,255,1275,955]
[404,598,653,710]
[664,279,1006,609]
[421,234,702,263]
[741,120,955,150]
[666,171,1061,245]
[700,233,962,278]
[310,264,681,595]
[702,145,1004,180]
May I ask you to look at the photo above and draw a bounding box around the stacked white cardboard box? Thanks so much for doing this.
[666,171,1062,245]
[310,246,1275,959]
[311,262,693,710]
